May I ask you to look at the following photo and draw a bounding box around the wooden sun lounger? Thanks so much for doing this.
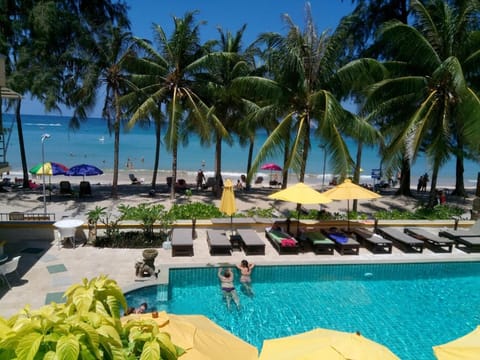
[264,228,299,254]
[439,220,480,239]
[376,227,424,253]
[171,228,194,256]
[404,228,454,253]
[454,236,480,253]
[206,230,232,255]
[237,229,265,255]
[351,227,392,254]
[322,229,360,255]
[303,231,335,255]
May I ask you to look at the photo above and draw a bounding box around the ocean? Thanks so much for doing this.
[2,113,478,188]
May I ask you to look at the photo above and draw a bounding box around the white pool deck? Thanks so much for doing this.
[1,227,480,319]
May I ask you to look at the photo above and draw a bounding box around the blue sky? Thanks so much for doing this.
[21,0,355,116]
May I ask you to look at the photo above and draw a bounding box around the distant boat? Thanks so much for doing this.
[98,136,105,143]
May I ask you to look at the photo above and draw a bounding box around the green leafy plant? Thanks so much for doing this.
[0,275,184,359]
[118,203,168,240]
[86,206,107,244]
[168,202,223,220]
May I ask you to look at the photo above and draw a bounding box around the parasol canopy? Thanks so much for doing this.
[123,311,258,360]
[65,163,103,180]
[259,328,399,360]
[29,162,68,176]
[268,182,331,205]
[433,326,480,360]
[261,163,282,171]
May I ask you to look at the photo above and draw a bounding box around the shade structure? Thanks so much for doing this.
[123,312,258,360]
[259,328,399,360]
[433,326,480,359]
[65,163,103,180]
[29,162,68,176]
[268,182,332,205]
[322,179,381,230]
[261,163,282,171]
[219,179,236,233]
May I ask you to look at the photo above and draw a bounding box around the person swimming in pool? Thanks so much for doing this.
[218,267,240,310]
[236,260,255,296]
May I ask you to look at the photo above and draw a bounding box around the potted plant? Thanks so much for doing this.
[86,206,106,244]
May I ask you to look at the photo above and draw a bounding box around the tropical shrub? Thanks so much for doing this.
[168,202,223,220]
[119,203,171,240]
[0,275,184,359]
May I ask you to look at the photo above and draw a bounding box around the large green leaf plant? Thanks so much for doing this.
[0,275,183,359]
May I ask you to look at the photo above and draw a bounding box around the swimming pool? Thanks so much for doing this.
[125,262,480,360]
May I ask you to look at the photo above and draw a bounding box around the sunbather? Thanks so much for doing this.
[218,267,240,310]
[236,260,255,296]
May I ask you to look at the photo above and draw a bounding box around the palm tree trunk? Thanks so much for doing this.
[281,138,290,189]
[352,141,363,212]
[15,101,29,188]
[428,165,440,208]
[214,133,222,198]
[396,155,412,196]
[246,138,254,189]
[452,144,466,197]
[111,90,120,199]
[151,111,161,190]
[170,142,178,200]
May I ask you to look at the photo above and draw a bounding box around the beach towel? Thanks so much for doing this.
[281,238,297,247]
[329,232,348,244]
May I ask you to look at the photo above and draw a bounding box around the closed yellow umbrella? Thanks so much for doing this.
[259,328,399,360]
[123,312,258,360]
[219,179,237,234]
[433,326,480,359]
[322,179,381,230]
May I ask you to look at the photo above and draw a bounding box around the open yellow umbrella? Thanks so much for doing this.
[433,326,480,359]
[219,179,237,234]
[268,182,332,234]
[322,179,381,230]
[123,312,258,360]
[259,328,399,360]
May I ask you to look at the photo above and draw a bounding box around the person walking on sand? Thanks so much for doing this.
[196,169,206,190]
[218,267,240,310]
[236,260,255,295]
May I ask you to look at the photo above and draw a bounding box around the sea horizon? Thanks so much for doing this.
[2,113,479,188]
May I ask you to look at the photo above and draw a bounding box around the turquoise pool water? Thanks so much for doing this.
[125,262,480,359]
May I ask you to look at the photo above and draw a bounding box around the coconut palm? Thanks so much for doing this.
[366,0,480,206]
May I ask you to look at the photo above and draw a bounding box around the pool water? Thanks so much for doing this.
[125,262,480,360]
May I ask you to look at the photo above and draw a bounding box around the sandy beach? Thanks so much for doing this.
[1,168,475,221]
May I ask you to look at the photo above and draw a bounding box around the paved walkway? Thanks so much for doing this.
[1,228,480,318]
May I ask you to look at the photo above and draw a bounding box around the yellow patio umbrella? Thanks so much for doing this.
[123,312,258,360]
[433,326,480,359]
[259,328,399,360]
[268,182,332,234]
[322,178,381,230]
[219,179,237,234]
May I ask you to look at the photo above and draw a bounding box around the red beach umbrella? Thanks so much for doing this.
[261,163,282,171]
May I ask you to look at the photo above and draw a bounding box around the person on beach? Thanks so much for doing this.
[236,260,255,295]
[218,267,240,309]
[125,302,148,315]
[196,169,205,190]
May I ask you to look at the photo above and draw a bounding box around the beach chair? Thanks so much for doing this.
[129,173,141,184]
[351,227,393,254]
[171,228,194,256]
[404,228,454,252]
[79,181,92,197]
[439,219,480,240]
[237,229,265,255]
[59,181,73,196]
[206,230,232,255]
[375,227,424,253]
[302,231,335,255]
[322,228,360,255]
[0,256,21,289]
[453,236,480,253]
[264,227,299,254]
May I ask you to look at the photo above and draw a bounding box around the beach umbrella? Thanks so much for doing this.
[259,328,399,360]
[433,326,480,359]
[268,182,331,234]
[261,163,282,183]
[219,179,237,235]
[123,312,258,360]
[65,163,103,180]
[29,162,68,176]
[322,178,381,230]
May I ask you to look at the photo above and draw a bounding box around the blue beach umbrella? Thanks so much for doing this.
[66,164,103,180]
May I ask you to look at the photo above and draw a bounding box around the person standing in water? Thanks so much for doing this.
[218,267,240,310]
[236,260,255,296]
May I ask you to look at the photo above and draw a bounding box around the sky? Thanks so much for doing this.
[20,0,356,117]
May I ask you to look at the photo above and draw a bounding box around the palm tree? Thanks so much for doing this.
[126,12,211,200]
[366,0,480,206]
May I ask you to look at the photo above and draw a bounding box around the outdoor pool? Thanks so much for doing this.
[125,262,480,359]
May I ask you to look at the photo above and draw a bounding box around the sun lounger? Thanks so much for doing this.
[454,236,480,253]
[376,227,424,253]
[171,228,194,256]
[322,228,360,255]
[351,227,393,254]
[237,229,265,255]
[59,181,73,196]
[206,230,232,255]
[79,181,92,197]
[264,228,299,254]
[439,220,480,239]
[404,228,454,252]
[302,231,335,255]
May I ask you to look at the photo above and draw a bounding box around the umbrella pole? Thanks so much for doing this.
[347,199,350,232]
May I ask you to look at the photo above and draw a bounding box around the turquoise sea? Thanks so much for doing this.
[2,113,479,187]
